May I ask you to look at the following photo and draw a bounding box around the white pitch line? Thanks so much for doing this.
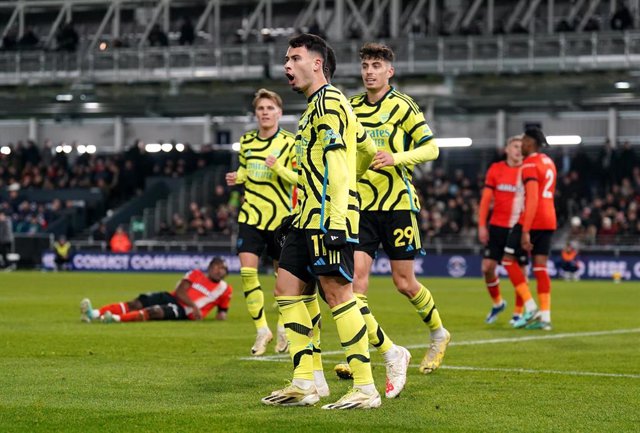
[439,365,640,379]
[237,356,640,379]
[239,327,640,362]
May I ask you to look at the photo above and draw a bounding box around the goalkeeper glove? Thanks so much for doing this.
[323,229,346,250]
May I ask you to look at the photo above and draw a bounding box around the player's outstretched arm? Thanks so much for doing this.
[392,138,439,166]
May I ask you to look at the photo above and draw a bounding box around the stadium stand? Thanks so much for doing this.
[0,0,639,269]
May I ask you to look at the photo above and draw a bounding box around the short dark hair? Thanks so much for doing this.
[289,33,330,75]
[324,44,336,80]
[359,42,395,62]
[208,257,228,271]
[523,127,548,147]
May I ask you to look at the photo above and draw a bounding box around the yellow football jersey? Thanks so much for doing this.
[236,128,296,231]
[293,84,375,241]
[350,87,434,212]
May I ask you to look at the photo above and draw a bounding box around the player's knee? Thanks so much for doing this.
[481,260,497,277]
[352,272,368,295]
[392,273,416,297]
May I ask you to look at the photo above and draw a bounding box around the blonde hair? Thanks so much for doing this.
[506,134,523,146]
[252,88,283,110]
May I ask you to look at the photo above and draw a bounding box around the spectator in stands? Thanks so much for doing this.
[556,18,576,32]
[157,221,174,237]
[172,213,187,235]
[2,30,17,50]
[179,17,195,45]
[53,235,72,271]
[56,22,79,52]
[556,242,580,281]
[149,24,169,47]
[92,222,108,242]
[598,216,617,244]
[584,16,601,32]
[618,141,637,182]
[213,205,232,235]
[0,210,13,269]
[18,27,39,49]
[118,159,139,200]
[110,225,132,253]
[611,4,634,30]
[597,140,617,194]
[188,201,205,235]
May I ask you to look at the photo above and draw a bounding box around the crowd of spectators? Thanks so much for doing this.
[0,138,230,235]
[156,186,239,238]
[0,186,64,234]
[557,141,640,246]
[148,140,639,248]
[411,140,640,248]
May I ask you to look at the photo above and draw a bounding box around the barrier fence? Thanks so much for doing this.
[42,251,640,281]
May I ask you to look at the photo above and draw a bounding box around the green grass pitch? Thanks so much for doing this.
[1,271,639,432]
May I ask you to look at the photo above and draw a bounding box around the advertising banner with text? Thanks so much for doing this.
[42,251,640,281]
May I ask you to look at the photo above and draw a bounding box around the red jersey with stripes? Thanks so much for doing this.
[518,152,557,230]
[171,269,233,320]
[483,161,523,228]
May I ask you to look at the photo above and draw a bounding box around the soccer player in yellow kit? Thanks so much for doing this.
[335,43,450,387]
[261,34,379,409]
[225,89,300,356]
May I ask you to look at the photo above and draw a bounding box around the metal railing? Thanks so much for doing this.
[2,31,640,84]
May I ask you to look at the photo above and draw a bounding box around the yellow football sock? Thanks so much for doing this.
[276,295,313,381]
[240,267,268,330]
[410,284,443,331]
[355,294,393,355]
[302,294,323,372]
[332,298,373,386]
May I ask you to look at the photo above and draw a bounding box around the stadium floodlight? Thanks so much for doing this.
[145,143,162,153]
[77,145,86,154]
[55,146,63,153]
[62,145,73,154]
[161,143,173,152]
[84,102,100,109]
[615,81,631,89]
[175,143,185,152]
[0,146,10,155]
[86,145,97,154]
[436,137,473,148]
[56,94,73,102]
[231,142,241,151]
[547,135,582,145]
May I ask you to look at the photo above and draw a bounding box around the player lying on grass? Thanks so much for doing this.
[79,257,232,323]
